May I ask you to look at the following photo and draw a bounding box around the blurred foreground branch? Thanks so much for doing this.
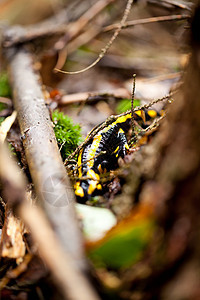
[0,143,100,300]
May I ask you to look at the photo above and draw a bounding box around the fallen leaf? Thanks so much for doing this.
[0,111,17,143]
[87,204,155,269]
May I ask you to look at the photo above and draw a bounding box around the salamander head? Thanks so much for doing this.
[74,178,102,203]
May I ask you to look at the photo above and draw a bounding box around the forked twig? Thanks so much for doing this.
[55,0,134,75]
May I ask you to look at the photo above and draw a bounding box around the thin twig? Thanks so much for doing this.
[66,24,103,56]
[59,88,130,105]
[131,74,137,142]
[119,91,175,117]
[155,0,192,10]
[0,97,12,106]
[139,114,166,136]
[66,0,115,40]
[104,14,189,32]
[147,0,192,11]
[54,0,115,69]
[55,0,134,75]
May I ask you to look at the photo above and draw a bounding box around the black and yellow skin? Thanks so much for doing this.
[74,109,161,202]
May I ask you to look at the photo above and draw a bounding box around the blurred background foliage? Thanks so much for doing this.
[0,0,187,137]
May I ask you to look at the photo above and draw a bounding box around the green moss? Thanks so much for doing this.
[116,98,141,114]
[0,73,11,98]
[52,110,82,160]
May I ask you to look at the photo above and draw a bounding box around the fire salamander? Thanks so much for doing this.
[74,109,161,202]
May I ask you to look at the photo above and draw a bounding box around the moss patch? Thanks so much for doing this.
[52,110,82,160]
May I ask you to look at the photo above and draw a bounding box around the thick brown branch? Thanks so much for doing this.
[6,46,86,270]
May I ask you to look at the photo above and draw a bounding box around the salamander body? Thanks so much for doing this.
[75,109,161,202]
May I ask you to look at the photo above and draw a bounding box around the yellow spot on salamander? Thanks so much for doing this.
[75,187,84,197]
[97,184,102,190]
[125,143,129,150]
[77,148,83,177]
[88,181,98,195]
[135,110,146,122]
[118,128,124,134]
[87,134,102,168]
[147,110,157,118]
[114,114,131,125]
[135,110,142,117]
[74,182,84,198]
[114,146,119,153]
[87,170,101,195]
[87,169,100,181]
